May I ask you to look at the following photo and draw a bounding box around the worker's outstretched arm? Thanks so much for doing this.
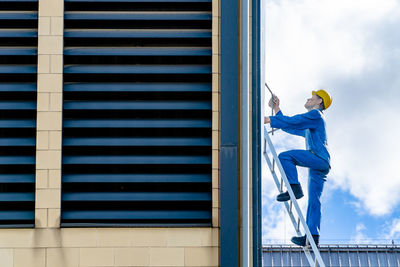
[267,109,321,131]
[273,111,306,137]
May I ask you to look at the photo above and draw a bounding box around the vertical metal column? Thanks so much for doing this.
[252,0,263,265]
[221,0,239,265]
[241,0,250,264]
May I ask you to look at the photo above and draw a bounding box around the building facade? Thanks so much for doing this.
[0,0,263,266]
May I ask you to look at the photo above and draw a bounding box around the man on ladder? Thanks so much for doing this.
[264,89,332,247]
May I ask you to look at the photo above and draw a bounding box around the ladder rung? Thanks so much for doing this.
[272,158,275,172]
[297,217,300,232]
[280,177,283,192]
[289,200,293,213]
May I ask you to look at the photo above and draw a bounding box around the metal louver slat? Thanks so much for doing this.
[63,119,211,128]
[0,211,35,221]
[0,29,37,37]
[63,155,211,164]
[64,29,211,38]
[63,192,211,201]
[0,101,36,109]
[0,48,37,55]
[64,47,211,56]
[0,119,36,128]
[0,12,37,20]
[0,138,35,146]
[0,65,36,73]
[0,83,37,91]
[63,83,211,92]
[0,193,34,201]
[63,137,211,146]
[0,0,37,227]
[64,65,211,74]
[62,210,211,221]
[63,174,211,183]
[0,174,35,183]
[62,0,212,226]
[64,11,211,20]
[63,101,211,110]
[0,156,35,164]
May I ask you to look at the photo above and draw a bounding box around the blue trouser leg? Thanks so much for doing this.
[278,150,330,235]
[306,169,328,235]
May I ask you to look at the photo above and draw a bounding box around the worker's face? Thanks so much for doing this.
[304,94,322,110]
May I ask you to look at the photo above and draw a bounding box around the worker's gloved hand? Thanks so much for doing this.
[268,95,280,109]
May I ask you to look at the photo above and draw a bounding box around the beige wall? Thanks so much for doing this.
[0,228,219,267]
[35,0,63,229]
[0,0,221,266]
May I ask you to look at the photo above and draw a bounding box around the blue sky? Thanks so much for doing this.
[261,0,400,245]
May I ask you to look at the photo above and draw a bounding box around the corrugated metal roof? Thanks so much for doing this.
[263,245,400,267]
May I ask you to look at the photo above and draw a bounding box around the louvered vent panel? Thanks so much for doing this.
[0,0,37,227]
[62,0,212,226]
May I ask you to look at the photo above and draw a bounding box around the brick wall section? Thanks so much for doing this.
[0,228,219,267]
[35,0,64,229]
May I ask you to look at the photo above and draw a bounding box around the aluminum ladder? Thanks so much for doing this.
[263,126,326,267]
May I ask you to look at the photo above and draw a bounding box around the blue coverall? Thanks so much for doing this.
[270,109,331,236]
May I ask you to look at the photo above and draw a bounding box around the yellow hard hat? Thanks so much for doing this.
[312,89,332,110]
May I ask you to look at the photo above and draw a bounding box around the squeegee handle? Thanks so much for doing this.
[265,82,273,96]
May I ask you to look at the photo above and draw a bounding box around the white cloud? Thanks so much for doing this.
[350,223,373,244]
[383,218,400,241]
[264,0,400,112]
[262,0,400,242]
[330,109,400,215]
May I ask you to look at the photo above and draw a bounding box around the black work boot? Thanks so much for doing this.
[291,235,320,247]
[276,184,304,202]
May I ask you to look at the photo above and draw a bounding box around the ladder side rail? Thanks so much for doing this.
[264,126,326,267]
[263,147,316,266]
[263,147,303,236]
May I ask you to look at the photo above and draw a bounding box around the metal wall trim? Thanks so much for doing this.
[252,0,262,265]
[220,0,239,265]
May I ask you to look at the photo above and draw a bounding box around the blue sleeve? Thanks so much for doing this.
[273,111,305,137]
[270,110,321,132]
